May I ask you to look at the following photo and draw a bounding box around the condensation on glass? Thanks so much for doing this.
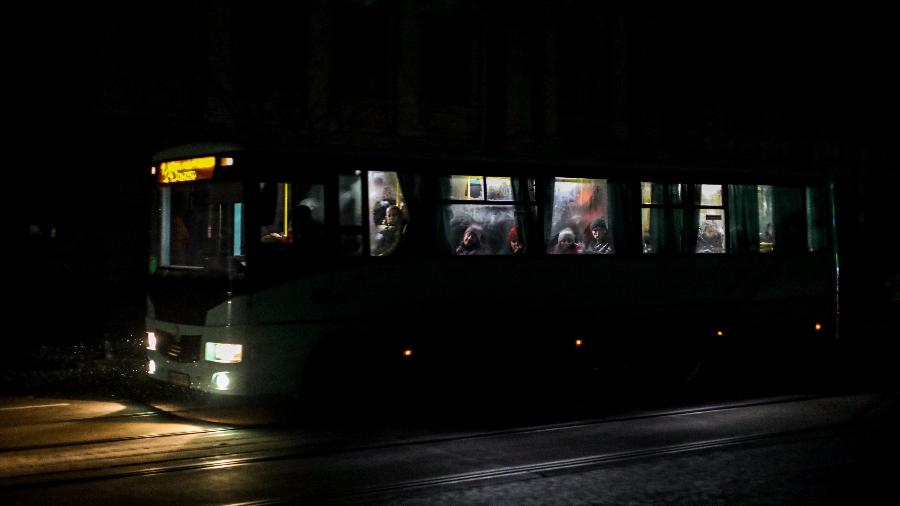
[805,186,828,252]
[695,184,725,254]
[758,185,775,252]
[440,175,517,255]
[339,173,363,255]
[548,177,612,254]
[442,175,512,201]
[756,184,825,254]
[368,171,408,256]
[641,182,685,254]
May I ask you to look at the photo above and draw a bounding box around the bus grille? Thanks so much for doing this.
[156,331,202,363]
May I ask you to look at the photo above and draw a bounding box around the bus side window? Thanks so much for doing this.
[549,177,613,255]
[368,171,408,256]
[339,173,363,256]
[766,186,805,253]
[695,184,725,254]
[444,207,515,255]
[642,182,685,254]
[440,175,518,255]
[806,186,828,252]
[758,185,776,253]
[259,182,290,243]
[259,182,325,251]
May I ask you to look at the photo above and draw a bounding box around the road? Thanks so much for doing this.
[1,389,898,504]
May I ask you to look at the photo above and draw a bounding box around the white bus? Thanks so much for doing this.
[145,143,839,397]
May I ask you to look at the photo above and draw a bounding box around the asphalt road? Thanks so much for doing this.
[1,333,899,504]
[1,390,897,504]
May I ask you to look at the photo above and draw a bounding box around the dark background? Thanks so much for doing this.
[7,1,898,352]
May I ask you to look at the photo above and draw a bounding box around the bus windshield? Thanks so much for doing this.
[153,181,245,272]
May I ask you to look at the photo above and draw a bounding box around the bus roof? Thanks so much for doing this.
[150,143,832,185]
[152,142,246,163]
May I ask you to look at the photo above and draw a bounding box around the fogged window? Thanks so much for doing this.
[548,178,613,255]
[443,175,512,201]
[641,182,685,254]
[695,184,725,254]
[258,182,325,252]
[440,175,519,255]
[758,185,775,252]
[806,187,828,252]
[339,173,364,255]
[368,171,408,256]
[159,182,244,270]
[763,186,806,253]
[727,184,827,254]
[641,182,725,254]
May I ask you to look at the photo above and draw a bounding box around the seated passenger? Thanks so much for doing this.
[373,205,405,256]
[642,232,654,254]
[760,222,774,253]
[584,218,614,254]
[456,224,485,255]
[550,227,582,255]
[262,205,325,253]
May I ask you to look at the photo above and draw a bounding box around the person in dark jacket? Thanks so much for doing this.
[373,205,405,256]
[584,218,614,254]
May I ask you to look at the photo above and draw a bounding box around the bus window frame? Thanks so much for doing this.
[438,174,527,256]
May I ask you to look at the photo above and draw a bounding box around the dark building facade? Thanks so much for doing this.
[14,0,896,340]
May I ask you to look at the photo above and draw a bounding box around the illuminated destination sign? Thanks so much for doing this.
[159,156,216,183]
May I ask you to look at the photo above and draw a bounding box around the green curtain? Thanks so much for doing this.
[397,171,424,255]
[689,184,705,253]
[727,184,760,253]
[607,180,632,253]
[648,184,666,253]
[511,176,537,254]
[540,176,556,250]
[772,186,804,253]
[806,186,827,252]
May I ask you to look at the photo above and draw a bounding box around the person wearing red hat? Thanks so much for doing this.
[507,226,525,255]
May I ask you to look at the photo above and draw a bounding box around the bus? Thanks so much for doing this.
[144,143,839,398]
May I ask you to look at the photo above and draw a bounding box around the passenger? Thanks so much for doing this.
[455,224,485,255]
[171,215,191,264]
[584,218,614,254]
[760,222,775,253]
[373,205,405,256]
[372,187,397,227]
[268,204,323,253]
[550,227,582,255]
[696,220,724,253]
[507,226,525,255]
[762,222,774,243]
[642,232,654,254]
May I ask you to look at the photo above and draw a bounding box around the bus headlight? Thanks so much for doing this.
[211,371,232,390]
[148,359,157,374]
[147,331,157,351]
[205,342,243,363]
